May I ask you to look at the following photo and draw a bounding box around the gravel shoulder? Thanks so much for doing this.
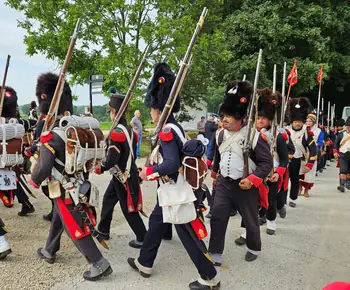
[1,162,349,290]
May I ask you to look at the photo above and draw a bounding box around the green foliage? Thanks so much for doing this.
[6,0,350,118]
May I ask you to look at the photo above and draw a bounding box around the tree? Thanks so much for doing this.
[6,0,230,120]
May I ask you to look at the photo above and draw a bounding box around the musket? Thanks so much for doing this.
[105,45,149,141]
[243,49,263,178]
[146,7,208,166]
[270,64,278,175]
[41,19,81,134]
[0,55,11,122]
[280,62,287,127]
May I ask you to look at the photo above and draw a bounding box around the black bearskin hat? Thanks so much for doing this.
[144,63,180,112]
[257,88,282,123]
[346,117,350,126]
[0,86,18,118]
[336,119,345,127]
[288,97,311,123]
[108,87,126,112]
[219,81,253,120]
[36,72,73,115]
[30,100,37,109]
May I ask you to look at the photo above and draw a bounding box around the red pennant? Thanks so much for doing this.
[288,60,298,87]
[317,65,323,84]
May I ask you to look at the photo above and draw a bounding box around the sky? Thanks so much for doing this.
[0,1,107,107]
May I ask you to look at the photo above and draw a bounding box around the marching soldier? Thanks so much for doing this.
[287,98,317,207]
[256,89,289,235]
[208,81,273,265]
[0,86,35,216]
[276,124,295,218]
[25,74,58,221]
[299,113,324,197]
[29,73,112,281]
[95,87,147,248]
[0,218,11,259]
[333,117,350,192]
[127,63,220,290]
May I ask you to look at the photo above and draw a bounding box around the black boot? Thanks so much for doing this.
[127,258,151,278]
[278,206,287,219]
[234,236,246,246]
[37,248,56,264]
[245,251,258,262]
[18,201,35,216]
[129,239,143,249]
[338,179,346,192]
[259,215,266,225]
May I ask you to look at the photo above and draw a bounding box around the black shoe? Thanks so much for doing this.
[234,236,246,246]
[37,248,55,264]
[259,216,266,226]
[129,240,143,249]
[189,280,221,290]
[162,236,172,241]
[230,210,237,217]
[42,211,53,222]
[18,201,35,216]
[266,228,275,235]
[127,258,151,278]
[0,249,11,260]
[83,265,113,281]
[337,186,345,193]
[278,207,286,219]
[289,201,296,208]
[245,251,258,262]
[319,169,323,173]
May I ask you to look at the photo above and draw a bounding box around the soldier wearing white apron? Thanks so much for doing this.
[299,113,324,197]
[287,98,317,208]
[208,81,273,265]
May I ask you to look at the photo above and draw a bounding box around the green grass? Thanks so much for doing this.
[100,121,113,130]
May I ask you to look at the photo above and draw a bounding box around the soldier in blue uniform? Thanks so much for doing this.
[95,88,147,248]
[255,89,289,235]
[127,63,220,290]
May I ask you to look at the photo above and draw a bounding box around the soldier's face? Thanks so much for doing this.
[347,126,350,132]
[222,115,242,132]
[151,108,161,125]
[257,116,270,130]
[305,118,314,127]
[110,109,116,121]
[292,120,303,130]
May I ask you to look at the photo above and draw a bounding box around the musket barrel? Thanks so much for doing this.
[280,62,287,127]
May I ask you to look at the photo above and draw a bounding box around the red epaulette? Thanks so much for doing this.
[111,128,126,142]
[134,132,139,143]
[159,127,174,142]
[40,131,53,143]
[307,130,314,136]
[260,132,268,143]
[285,128,291,136]
[281,133,288,141]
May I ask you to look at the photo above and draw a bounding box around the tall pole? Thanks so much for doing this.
[280,62,287,127]
[331,105,334,129]
[321,98,324,126]
[327,101,330,131]
[272,64,277,93]
[316,81,322,125]
[89,75,93,114]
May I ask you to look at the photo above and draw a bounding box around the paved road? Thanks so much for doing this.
[1,162,349,290]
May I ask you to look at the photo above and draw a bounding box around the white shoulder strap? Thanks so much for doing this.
[164,123,187,145]
[117,124,134,175]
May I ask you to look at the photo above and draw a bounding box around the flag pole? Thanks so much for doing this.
[330,105,334,129]
[327,101,330,132]
[321,98,324,126]
[316,64,323,125]
[280,62,287,127]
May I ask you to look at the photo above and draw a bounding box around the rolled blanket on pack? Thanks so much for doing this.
[59,116,100,130]
[0,122,25,140]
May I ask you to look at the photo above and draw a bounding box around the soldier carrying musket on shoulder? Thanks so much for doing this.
[208,80,273,266]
